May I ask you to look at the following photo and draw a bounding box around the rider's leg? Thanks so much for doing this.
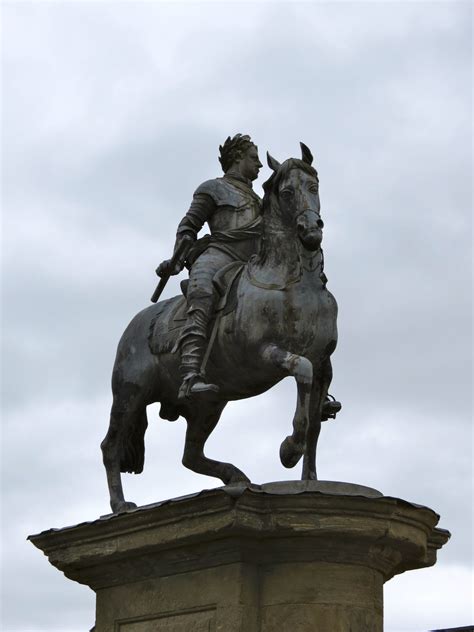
[178,248,233,399]
[179,296,217,397]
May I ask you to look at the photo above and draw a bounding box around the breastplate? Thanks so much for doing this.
[195,177,262,234]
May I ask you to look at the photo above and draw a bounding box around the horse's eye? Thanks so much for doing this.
[281,189,293,199]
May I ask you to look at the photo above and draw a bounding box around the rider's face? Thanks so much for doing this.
[238,145,263,181]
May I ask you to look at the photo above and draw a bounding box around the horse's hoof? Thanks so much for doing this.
[228,474,251,485]
[280,436,304,468]
[112,500,137,514]
[225,467,251,485]
[224,478,252,498]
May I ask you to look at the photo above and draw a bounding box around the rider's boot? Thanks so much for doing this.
[321,394,342,421]
[178,303,219,400]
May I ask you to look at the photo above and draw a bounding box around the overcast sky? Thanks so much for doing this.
[1,1,472,631]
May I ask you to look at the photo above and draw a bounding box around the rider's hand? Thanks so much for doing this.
[156,259,183,277]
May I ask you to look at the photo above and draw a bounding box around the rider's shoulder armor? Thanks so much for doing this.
[194,177,243,208]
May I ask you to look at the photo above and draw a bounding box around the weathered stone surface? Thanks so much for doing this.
[260,480,382,497]
[29,485,450,632]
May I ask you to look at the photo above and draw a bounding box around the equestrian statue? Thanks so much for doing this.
[101,135,341,513]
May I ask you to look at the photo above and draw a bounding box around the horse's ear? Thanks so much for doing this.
[300,142,313,165]
[267,151,281,171]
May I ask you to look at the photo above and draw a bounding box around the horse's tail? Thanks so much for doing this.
[119,408,148,474]
[109,298,182,474]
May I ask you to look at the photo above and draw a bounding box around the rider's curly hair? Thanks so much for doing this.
[219,134,255,173]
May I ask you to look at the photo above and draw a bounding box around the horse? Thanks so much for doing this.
[101,143,338,513]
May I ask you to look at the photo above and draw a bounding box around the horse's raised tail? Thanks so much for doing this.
[119,408,148,474]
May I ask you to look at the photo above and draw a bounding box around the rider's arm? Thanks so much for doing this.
[157,193,216,277]
[176,192,215,240]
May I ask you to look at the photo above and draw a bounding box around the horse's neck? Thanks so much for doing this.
[249,220,315,289]
[248,191,326,288]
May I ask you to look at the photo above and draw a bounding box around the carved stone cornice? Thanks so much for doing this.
[29,482,450,591]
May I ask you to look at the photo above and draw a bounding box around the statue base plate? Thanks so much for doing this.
[29,482,449,632]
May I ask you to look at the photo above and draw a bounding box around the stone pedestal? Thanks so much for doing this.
[29,482,450,632]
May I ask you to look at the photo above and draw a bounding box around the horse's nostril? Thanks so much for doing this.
[317,219,324,229]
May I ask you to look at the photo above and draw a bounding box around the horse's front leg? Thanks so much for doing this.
[261,344,313,469]
[302,357,333,480]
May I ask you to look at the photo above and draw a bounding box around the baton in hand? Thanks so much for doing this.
[150,236,192,303]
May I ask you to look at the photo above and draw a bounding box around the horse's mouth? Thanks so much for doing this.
[300,230,322,251]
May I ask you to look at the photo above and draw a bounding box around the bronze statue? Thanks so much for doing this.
[102,139,341,514]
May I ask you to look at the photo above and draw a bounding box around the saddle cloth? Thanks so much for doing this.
[148,262,244,356]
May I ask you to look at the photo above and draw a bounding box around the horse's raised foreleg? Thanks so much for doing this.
[302,358,333,480]
[261,344,313,469]
[182,401,250,484]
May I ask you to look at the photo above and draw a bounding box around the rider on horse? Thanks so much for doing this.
[157,134,263,400]
[157,134,341,418]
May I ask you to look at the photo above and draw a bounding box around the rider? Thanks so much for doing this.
[157,134,263,400]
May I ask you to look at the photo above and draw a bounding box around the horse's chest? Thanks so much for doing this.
[240,280,337,356]
[282,285,335,348]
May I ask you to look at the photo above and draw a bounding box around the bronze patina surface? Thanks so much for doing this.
[102,139,341,514]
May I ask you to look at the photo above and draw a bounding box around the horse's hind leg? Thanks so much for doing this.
[302,358,333,480]
[101,386,148,513]
[182,402,250,485]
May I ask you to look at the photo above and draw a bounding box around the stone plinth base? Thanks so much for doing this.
[29,482,450,632]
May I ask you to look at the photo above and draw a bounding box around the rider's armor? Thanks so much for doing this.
[176,173,262,396]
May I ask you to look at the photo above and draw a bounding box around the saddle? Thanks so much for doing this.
[149,262,244,356]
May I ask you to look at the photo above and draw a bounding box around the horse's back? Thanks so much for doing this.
[113,296,183,389]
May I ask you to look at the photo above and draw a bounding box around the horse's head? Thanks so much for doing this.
[263,143,324,252]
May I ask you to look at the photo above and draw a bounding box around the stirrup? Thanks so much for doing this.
[178,373,219,400]
[322,394,341,421]
[190,379,219,395]
[178,374,196,401]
